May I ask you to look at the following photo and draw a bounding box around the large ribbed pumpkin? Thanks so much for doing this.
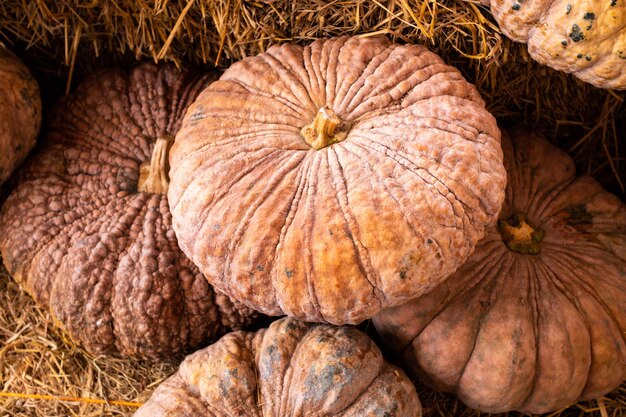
[0,64,257,359]
[169,36,507,325]
[488,0,625,89]
[374,128,626,414]
[0,44,41,185]
[134,317,422,417]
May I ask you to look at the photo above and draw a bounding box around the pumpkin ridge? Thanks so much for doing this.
[337,142,431,263]
[59,192,152,355]
[302,153,327,323]
[515,256,580,413]
[7,183,119,302]
[223,151,307,301]
[344,64,461,121]
[351,138,468,226]
[109,195,156,354]
[111,193,214,355]
[536,254,625,400]
[540,248,621,326]
[260,46,318,112]
[216,78,311,119]
[179,148,284,244]
[269,156,311,314]
[519,256,557,411]
[328,147,384,306]
[334,42,396,115]
[456,251,517,388]
[354,102,503,218]
[274,323,310,416]
[457,254,537,411]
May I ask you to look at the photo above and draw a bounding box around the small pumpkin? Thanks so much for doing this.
[169,36,507,325]
[373,128,626,414]
[488,0,625,89]
[0,43,41,185]
[0,64,257,359]
[134,317,422,417]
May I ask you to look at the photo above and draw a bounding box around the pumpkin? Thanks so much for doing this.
[0,63,257,359]
[0,43,41,185]
[134,317,422,417]
[168,36,507,325]
[373,128,626,414]
[487,0,625,89]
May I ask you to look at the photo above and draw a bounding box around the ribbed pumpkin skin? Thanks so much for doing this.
[0,64,257,359]
[489,0,625,89]
[373,129,626,414]
[0,44,41,184]
[169,36,507,325]
[134,317,422,417]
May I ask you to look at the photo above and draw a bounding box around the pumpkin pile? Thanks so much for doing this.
[0,6,624,415]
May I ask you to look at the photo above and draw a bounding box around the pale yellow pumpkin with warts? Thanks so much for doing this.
[488,0,625,89]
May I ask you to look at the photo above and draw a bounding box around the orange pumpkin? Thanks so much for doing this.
[374,128,626,413]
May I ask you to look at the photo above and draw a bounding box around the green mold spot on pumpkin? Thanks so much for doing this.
[577,53,584,58]
[512,3,521,10]
[585,55,592,61]
[583,12,595,20]
[284,268,294,278]
[565,205,593,226]
[569,24,585,42]
[383,403,400,417]
[566,4,572,13]
[610,0,617,6]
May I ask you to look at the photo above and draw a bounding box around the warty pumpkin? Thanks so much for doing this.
[0,63,257,359]
[487,0,625,89]
[0,43,41,185]
[373,128,626,414]
[134,317,422,417]
[168,36,507,325]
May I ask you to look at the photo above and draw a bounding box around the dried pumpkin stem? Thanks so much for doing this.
[498,214,544,254]
[300,107,348,150]
[138,137,173,194]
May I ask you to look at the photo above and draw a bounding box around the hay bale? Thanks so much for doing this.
[0,0,623,197]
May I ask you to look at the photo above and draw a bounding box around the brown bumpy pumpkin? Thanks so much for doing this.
[373,128,626,414]
[0,43,41,185]
[0,64,257,359]
[488,0,625,89]
[134,317,422,417]
[168,36,507,325]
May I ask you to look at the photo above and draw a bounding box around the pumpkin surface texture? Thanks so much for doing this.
[0,43,41,185]
[488,0,626,89]
[134,317,422,417]
[169,36,507,325]
[373,128,626,414]
[0,64,257,359]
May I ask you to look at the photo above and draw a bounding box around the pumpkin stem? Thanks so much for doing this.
[301,107,348,150]
[138,137,173,194]
[498,214,544,255]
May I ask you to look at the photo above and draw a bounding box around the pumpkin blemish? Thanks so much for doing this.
[569,24,585,42]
